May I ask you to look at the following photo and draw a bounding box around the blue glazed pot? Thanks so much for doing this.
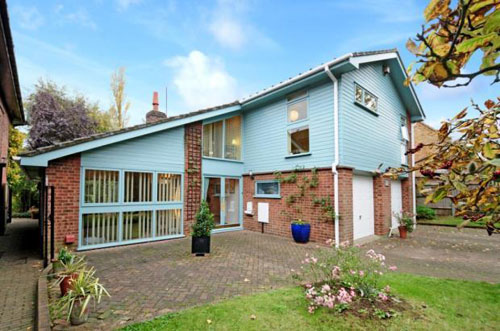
[291,223,311,243]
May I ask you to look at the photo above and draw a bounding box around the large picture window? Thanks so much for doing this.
[157,173,182,202]
[82,212,119,246]
[124,171,153,203]
[84,169,119,204]
[202,115,242,160]
[122,210,153,241]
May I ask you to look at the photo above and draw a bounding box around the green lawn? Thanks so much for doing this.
[418,216,487,228]
[122,273,499,331]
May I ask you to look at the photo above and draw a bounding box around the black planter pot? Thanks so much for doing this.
[192,236,211,256]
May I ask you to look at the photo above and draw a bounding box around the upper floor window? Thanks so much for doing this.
[202,115,242,160]
[355,83,378,112]
[401,117,409,165]
[124,171,153,203]
[286,90,310,156]
[401,116,409,141]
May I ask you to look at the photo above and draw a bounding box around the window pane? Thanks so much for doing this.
[84,169,119,204]
[203,121,223,158]
[287,90,307,102]
[288,126,310,155]
[287,99,307,123]
[82,213,119,246]
[124,172,153,202]
[156,209,182,237]
[224,116,242,160]
[364,91,377,111]
[157,173,182,201]
[355,85,363,103]
[257,182,279,195]
[122,210,153,241]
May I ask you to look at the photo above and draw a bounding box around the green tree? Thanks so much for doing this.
[109,67,130,129]
[389,0,499,235]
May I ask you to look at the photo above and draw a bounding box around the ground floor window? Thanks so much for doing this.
[82,213,120,246]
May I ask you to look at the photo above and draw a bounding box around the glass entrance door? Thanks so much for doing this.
[203,177,241,228]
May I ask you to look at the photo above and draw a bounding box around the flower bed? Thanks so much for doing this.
[295,240,407,319]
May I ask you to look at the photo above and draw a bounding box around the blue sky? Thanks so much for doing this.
[9,0,496,128]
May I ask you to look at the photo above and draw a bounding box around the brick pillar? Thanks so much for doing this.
[373,175,391,235]
[46,154,81,249]
[337,167,353,244]
[183,122,202,235]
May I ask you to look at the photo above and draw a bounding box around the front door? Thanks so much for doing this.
[204,177,241,228]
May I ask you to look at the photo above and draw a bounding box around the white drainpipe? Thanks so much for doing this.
[324,65,340,247]
[411,122,417,229]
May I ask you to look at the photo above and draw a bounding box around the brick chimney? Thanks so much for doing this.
[146,91,167,123]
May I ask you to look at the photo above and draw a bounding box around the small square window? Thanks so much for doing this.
[288,125,310,155]
[364,91,377,111]
[255,181,280,198]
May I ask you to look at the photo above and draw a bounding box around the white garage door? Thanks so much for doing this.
[391,180,402,228]
[353,175,375,240]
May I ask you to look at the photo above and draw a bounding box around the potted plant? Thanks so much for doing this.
[52,247,73,275]
[52,267,110,326]
[55,256,86,296]
[291,219,311,243]
[394,211,414,239]
[191,200,215,256]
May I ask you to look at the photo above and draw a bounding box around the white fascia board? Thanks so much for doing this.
[21,104,241,167]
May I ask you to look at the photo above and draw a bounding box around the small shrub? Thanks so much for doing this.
[191,201,215,237]
[416,206,436,220]
[12,211,30,218]
[394,211,415,233]
[297,241,398,315]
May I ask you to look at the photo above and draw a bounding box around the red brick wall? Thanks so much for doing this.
[243,168,335,243]
[373,175,391,235]
[337,167,353,244]
[46,154,81,248]
[0,104,9,183]
[183,122,202,235]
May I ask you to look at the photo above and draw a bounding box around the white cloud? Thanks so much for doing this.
[12,6,44,30]
[164,51,238,110]
[115,0,142,11]
[208,0,277,50]
[64,8,97,30]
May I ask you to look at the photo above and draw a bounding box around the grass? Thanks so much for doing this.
[122,273,499,331]
[417,216,494,228]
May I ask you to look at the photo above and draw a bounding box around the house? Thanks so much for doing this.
[0,0,25,235]
[20,49,425,251]
[414,122,454,216]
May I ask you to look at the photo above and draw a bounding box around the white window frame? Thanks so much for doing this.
[286,90,311,157]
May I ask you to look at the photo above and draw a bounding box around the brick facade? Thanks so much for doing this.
[183,122,202,235]
[46,154,81,248]
[373,175,391,235]
[337,167,353,244]
[243,168,335,244]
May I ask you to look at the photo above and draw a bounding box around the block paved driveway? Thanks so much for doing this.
[73,230,319,330]
[0,218,42,331]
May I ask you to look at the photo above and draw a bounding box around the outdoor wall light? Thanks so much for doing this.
[383,64,391,76]
[249,170,254,180]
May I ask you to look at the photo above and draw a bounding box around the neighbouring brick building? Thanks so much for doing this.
[20,49,424,251]
[0,0,25,235]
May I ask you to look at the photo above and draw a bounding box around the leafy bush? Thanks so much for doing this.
[416,206,436,220]
[57,247,74,264]
[191,201,215,237]
[297,241,397,314]
[12,211,30,218]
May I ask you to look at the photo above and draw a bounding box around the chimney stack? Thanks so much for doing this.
[146,91,167,123]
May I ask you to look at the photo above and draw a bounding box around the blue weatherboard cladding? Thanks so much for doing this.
[81,126,184,172]
[243,80,335,174]
[338,62,407,172]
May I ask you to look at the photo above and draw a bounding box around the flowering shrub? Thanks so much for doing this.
[298,241,397,315]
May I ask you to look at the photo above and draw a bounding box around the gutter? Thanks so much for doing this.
[324,59,349,248]
[241,53,353,104]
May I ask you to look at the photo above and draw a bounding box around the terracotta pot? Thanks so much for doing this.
[70,298,90,325]
[60,273,78,296]
[398,225,408,239]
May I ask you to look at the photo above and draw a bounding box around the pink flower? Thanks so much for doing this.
[359,270,365,276]
[350,270,356,275]
[389,265,397,271]
[308,306,316,314]
[378,292,389,301]
[321,284,331,292]
[332,266,341,278]
[311,257,318,264]
[384,285,391,293]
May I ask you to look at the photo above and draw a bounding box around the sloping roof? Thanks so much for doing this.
[0,0,24,125]
[21,48,425,165]
[20,101,240,157]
